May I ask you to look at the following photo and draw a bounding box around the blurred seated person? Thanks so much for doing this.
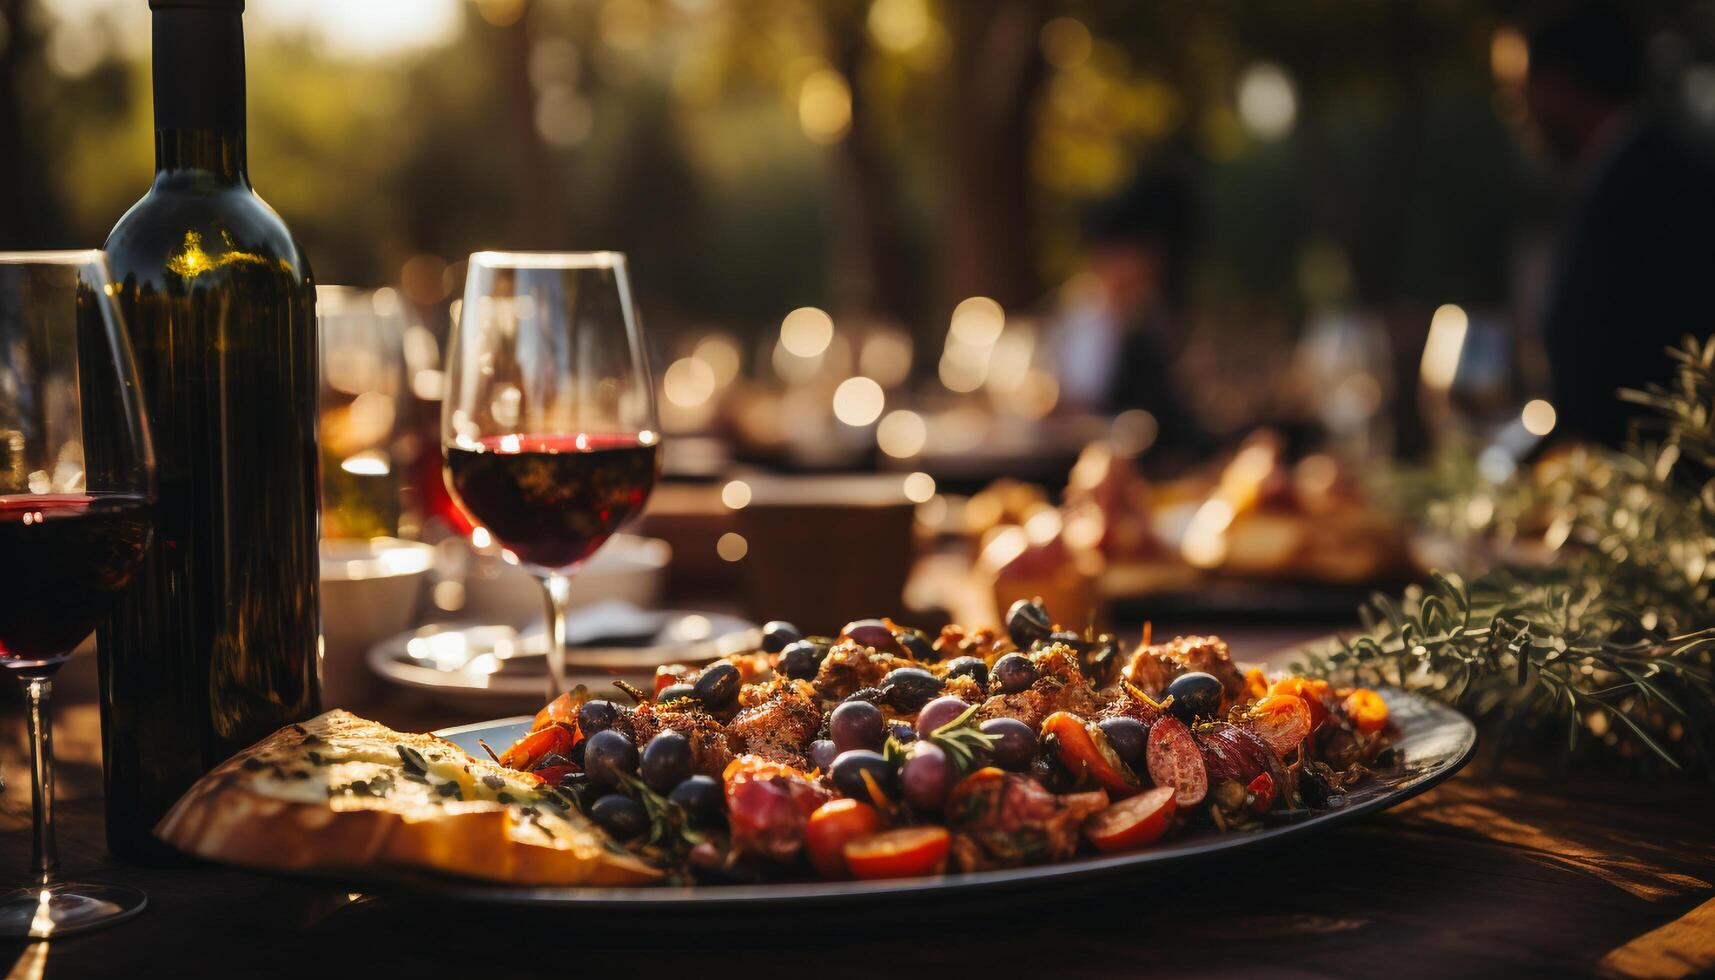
[1525,3,1715,446]
[1050,170,1204,452]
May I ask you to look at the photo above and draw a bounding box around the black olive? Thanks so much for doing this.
[760,621,802,654]
[943,656,989,694]
[887,720,918,744]
[1097,716,1147,768]
[990,653,1038,694]
[694,662,742,709]
[577,699,622,734]
[842,619,899,651]
[582,730,639,789]
[657,683,698,705]
[829,750,897,804]
[1077,634,1122,686]
[894,628,937,662]
[639,731,693,793]
[1166,671,1224,723]
[589,794,649,840]
[1005,598,1053,649]
[778,639,827,681]
[667,775,724,826]
[881,667,943,712]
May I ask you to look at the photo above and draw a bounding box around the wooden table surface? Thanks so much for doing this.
[3,634,1713,979]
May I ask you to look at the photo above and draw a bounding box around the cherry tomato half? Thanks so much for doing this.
[843,826,951,880]
[805,799,882,879]
[1083,786,1177,853]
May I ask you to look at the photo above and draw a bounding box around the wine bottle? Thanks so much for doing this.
[99,0,321,861]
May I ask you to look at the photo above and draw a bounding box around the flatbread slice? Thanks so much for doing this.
[156,709,660,887]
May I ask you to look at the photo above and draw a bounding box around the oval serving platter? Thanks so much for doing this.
[397,686,1477,909]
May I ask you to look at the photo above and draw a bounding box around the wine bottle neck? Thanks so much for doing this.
[151,7,248,182]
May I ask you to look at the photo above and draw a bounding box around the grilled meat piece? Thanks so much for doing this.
[1122,634,1248,704]
[1099,686,1165,726]
[974,643,1101,730]
[946,768,1108,870]
[628,703,735,776]
[942,673,986,704]
[727,689,823,768]
[812,642,914,702]
[975,678,1103,731]
[725,757,829,863]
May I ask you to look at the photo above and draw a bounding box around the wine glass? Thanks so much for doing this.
[0,251,155,939]
[441,252,659,699]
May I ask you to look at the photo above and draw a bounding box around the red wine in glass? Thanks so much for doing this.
[444,433,659,570]
[0,494,153,674]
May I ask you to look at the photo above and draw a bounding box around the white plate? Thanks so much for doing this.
[367,612,759,705]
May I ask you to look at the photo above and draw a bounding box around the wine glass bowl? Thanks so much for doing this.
[442,252,659,697]
[0,251,155,938]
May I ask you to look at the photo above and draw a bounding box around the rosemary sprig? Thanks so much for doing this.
[616,772,708,856]
[1300,336,1715,778]
[883,703,997,773]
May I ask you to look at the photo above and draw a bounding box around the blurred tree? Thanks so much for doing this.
[0,0,60,247]
[942,0,1050,312]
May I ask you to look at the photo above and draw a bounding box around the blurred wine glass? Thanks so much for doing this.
[1295,308,1395,459]
[0,251,154,938]
[441,252,659,698]
[1419,304,1521,448]
[319,285,409,540]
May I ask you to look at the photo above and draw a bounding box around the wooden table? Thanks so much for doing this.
[3,638,1713,978]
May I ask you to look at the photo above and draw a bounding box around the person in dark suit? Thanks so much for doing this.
[1525,3,1715,445]
[1051,170,1205,453]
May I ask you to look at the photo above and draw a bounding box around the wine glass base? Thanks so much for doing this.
[0,882,147,939]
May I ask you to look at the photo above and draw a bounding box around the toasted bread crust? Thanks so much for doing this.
[155,710,660,887]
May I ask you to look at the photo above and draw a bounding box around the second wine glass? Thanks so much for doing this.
[441,252,659,699]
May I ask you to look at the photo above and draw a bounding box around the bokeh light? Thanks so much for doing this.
[1522,399,1557,437]
[876,409,927,458]
[799,69,852,144]
[902,471,936,503]
[868,0,931,54]
[1236,62,1297,140]
[716,532,749,562]
[721,479,753,509]
[1490,26,1529,86]
[780,307,835,357]
[694,333,743,387]
[1420,304,1469,392]
[949,296,1005,346]
[859,330,914,387]
[832,376,886,426]
[663,356,717,407]
[1040,17,1093,70]
[1111,409,1160,456]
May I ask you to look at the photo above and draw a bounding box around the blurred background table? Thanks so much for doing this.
[3,627,1713,979]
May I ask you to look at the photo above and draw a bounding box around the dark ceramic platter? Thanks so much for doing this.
[405,686,1477,908]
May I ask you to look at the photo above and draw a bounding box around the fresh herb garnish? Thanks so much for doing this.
[1299,336,1715,777]
[884,703,997,774]
[616,772,708,857]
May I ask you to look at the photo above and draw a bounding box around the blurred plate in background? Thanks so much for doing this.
[459,534,671,628]
[367,608,758,709]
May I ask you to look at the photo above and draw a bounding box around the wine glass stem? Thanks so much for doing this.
[540,572,572,701]
[23,676,59,886]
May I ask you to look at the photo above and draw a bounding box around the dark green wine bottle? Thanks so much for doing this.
[99,0,321,862]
